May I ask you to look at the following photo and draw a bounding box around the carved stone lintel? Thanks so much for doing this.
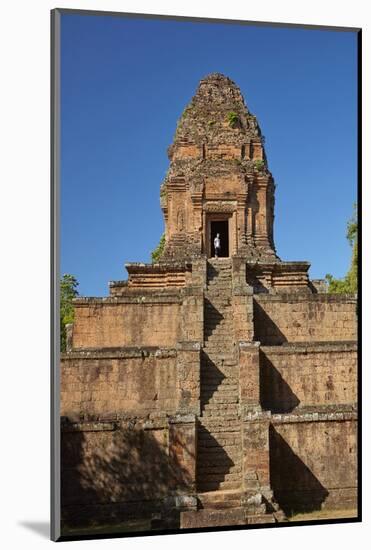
[204,201,236,213]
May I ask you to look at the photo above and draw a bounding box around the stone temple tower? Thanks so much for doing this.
[161,72,276,262]
[126,72,311,292]
[60,74,357,532]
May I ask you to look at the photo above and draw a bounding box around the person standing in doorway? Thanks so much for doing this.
[214,233,221,258]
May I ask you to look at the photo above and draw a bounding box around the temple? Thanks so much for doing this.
[61,74,357,532]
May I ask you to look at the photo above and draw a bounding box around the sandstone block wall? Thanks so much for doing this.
[242,417,270,492]
[260,343,357,412]
[72,298,182,349]
[254,294,357,344]
[61,349,179,418]
[270,416,357,513]
[61,415,197,526]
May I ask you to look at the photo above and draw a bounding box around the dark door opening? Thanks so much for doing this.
[210,220,229,257]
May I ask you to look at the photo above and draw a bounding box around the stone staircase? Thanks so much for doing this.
[197,259,242,495]
[182,258,283,528]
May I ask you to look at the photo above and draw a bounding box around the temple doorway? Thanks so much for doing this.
[210,220,229,257]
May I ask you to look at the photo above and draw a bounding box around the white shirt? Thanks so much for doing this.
[214,237,221,248]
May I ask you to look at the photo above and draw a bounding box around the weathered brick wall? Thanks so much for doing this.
[204,174,243,197]
[61,415,196,526]
[270,416,357,513]
[61,350,179,418]
[72,299,181,349]
[260,343,357,412]
[254,294,357,344]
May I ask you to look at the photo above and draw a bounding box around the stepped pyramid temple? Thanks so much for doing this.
[61,74,358,531]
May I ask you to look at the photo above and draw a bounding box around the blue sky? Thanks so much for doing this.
[61,13,358,297]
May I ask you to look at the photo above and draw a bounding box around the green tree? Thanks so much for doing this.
[151,233,165,263]
[325,204,357,294]
[60,274,79,352]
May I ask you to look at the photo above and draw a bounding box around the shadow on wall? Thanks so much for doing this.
[246,271,269,294]
[200,350,226,407]
[204,299,224,338]
[253,300,287,345]
[196,424,235,492]
[260,352,300,413]
[269,425,329,515]
[61,419,194,528]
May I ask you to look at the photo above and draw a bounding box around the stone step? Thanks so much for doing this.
[197,463,242,474]
[198,442,241,453]
[204,328,233,332]
[204,329,234,336]
[204,315,232,320]
[198,431,241,440]
[205,300,231,306]
[204,319,232,324]
[202,365,237,373]
[202,402,239,411]
[198,436,241,446]
[180,507,244,528]
[198,489,242,503]
[206,288,232,292]
[201,389,239,398]
[203,344,235,350]
[201,374,237,382]
[197,451,241,463]
[204,324,233,331]
[200,393,238,401]
[204,316,232,323]
[200,375,238,383]
[197,457,241,469]
[202,350,236,357]
[202,361,237,367]
[202,386,238,394]
[204,327,233,333]
[201,356,237,363]
[205,298,232,303]
[198,425,241,434]
[204,311,231,317]
[203,351,235,357]
[200,393,238,402]
[205,292,231,297]
[198,426,241,436]
[197,446,242,454]
[200,399,239,407]
[206,278,231,283]
[201,364,237,370]
[201,365,237,373]
[197,448,241,459]
[204,337,234,343]
[201,378,235,386]
[208,261,232,265]
[201,412,240,420]
[201,358,237,365]
[207,269,232,273]
[196,472,242,484]
[180,508,276,529]
[198,480,242,492]
[201,361,237,368]
[204,317,232,323]
[201,386,238,393]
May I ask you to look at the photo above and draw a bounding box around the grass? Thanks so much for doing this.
[288,509,358,522]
